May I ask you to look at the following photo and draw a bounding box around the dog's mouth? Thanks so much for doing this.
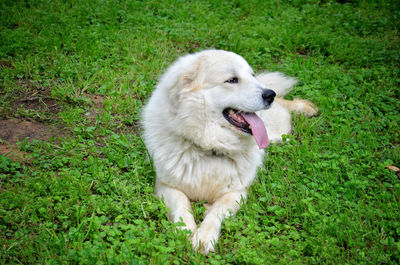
[222,108,252,134]
[222,108,269,149]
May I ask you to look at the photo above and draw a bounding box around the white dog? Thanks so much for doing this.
[142,50,317,254]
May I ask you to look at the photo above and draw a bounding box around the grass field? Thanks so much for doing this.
[1,0,399,264]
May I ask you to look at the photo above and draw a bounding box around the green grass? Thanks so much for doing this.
[1,0,399,264]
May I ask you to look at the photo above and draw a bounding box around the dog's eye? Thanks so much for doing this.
[225,77,239,84]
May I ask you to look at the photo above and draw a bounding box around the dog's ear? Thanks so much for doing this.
[158,54,204,108]
[181,56,205,92]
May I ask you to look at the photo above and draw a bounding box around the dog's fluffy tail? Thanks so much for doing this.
[256,72,297,97]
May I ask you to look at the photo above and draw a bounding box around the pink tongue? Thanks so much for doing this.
[241,112,269,149]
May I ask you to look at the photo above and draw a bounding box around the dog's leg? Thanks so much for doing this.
[275,98,318,117]
[192,190,246,254]
[155,183,197,234]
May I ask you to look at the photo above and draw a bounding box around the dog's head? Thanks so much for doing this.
[157,50,275,152]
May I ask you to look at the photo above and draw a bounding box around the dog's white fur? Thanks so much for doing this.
[142,50,317,254]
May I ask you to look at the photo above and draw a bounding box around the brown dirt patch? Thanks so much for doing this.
[85,94,105,121]
[0,118,64,160]
[0,145,29,161]
[0,118,59,145]
[86,94,105,109]
[1,78,66,160]
[10,81,62,115]
[12,96,61,115]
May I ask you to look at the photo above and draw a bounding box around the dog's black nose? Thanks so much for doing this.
[262,89,276,105]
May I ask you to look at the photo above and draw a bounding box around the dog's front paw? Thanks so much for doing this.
[191,224,219,254]
[294,99,319,117]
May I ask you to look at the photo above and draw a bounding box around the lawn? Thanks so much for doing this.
[1,0,399,264]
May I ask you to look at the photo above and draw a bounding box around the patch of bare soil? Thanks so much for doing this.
[0,118,63,160]
[0,145,28,161]
[0,78,67,160]
[12,96,61,114]
[0,118,59,144]
[11,80,62,114]
[85,94,105,121]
